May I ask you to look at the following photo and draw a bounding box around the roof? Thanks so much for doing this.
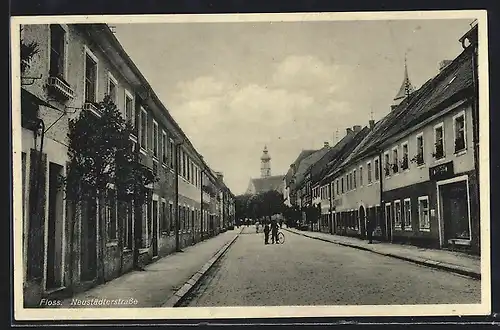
[294,147,332,187]
[284,149,317,185]
[337,45,474,172]
[321,126,371,183]
[248,175,285,194]
[310,132,358,183]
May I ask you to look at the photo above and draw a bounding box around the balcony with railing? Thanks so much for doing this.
[47,76,75,100]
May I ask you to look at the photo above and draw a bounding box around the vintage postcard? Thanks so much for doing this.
[11,10,491,321]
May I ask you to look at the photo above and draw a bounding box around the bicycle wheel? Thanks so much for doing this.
[277,231,285,244]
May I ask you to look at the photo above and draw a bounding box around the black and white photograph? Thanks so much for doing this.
[11,10,490,321]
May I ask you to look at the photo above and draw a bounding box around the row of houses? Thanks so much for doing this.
[18,23,235,307]
[283,23,480,254]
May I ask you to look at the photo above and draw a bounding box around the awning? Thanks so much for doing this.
[21,88,59,110]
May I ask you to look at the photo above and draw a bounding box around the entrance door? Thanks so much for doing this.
[81,198,97,281]
[440,181,470,242]
[46,163,64,289]
[152,200,158,257]
[385,203,392,242]
[359,206,366,238]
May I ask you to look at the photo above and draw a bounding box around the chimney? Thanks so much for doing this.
[439,60,452,71]
[353,125,362,133]
[215,171,224,182]
[323,141,330,148]
[369,119,375,129]
[346,127,353,136]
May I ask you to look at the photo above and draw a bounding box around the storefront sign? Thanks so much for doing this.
[429,161,454,181]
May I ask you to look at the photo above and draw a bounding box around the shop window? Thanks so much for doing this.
[418,196,430,231]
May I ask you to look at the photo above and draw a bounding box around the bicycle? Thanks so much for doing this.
[276,230,285,244]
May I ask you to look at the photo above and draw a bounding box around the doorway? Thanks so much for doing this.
[359,206,366,238]
[81,197,97,282]
[439,179,471,244]
[152,199,158,257]
[46,162,64,290]
[385,203,392,242]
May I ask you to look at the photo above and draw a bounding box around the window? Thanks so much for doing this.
[433,124,445,159]
[161,200,168,233]
[181,150,186,178]
[385,203,392,233]
[84,49,98,103]
[140,107,147,149]
[392,147,399,174]
[153,120,159,158]
[341,177,344,193]
[374,158,380,181]
[416,134,425,165]
[384,152,391,177]
[49,24,66,79]
[359,166,363,186]
[162,131,167,164]
[169,139,174,168]
[394,200,402,229]
[169,203,174,232]
[336,180,339,195]
[367,161,372,183]
[125,91,134,127]
[107,73,118,105]
[106,189,117,240]
[353,169,357,189]
[401,142,409,170]
[454,112,466,153]
[403,198,412,231]
[418,196,430,231]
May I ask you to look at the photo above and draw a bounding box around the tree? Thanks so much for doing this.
[235,194,252,223]
[20,27,39,74]
[304,204,321,231]
[64,95,157,278]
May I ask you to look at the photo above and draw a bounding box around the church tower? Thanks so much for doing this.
[392,54,415,108]
[260,145,271,178]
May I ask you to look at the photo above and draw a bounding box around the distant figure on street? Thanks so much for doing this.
[366,217,374,244]
[271,219,279,244]
[256,221,260,233]
[264,221,270,244]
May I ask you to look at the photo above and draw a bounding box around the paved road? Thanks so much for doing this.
[180,226,480,306]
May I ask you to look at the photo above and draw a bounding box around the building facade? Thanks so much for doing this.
[282,23,479,254]
[19,23,234,307]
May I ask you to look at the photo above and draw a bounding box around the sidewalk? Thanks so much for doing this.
[56,228,242,308]
[284,227,481,279]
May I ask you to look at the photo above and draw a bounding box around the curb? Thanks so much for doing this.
[284,228,480,280]
[161,229,242,307]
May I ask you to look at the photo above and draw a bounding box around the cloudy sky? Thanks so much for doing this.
[114,17,474,195]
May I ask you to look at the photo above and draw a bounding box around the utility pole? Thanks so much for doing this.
[132,141,143,270]
[174,140,182,252]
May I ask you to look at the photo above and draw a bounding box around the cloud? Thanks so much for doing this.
[167,55,356,194]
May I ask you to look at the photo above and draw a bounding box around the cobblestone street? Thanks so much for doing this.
[180,226,480,306]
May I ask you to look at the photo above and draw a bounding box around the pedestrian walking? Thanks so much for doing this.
[264,221,270,244]
[366,217,374,244]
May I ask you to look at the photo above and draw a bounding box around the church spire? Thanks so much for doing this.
[260,145,271,178]
[393,53,414,107]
